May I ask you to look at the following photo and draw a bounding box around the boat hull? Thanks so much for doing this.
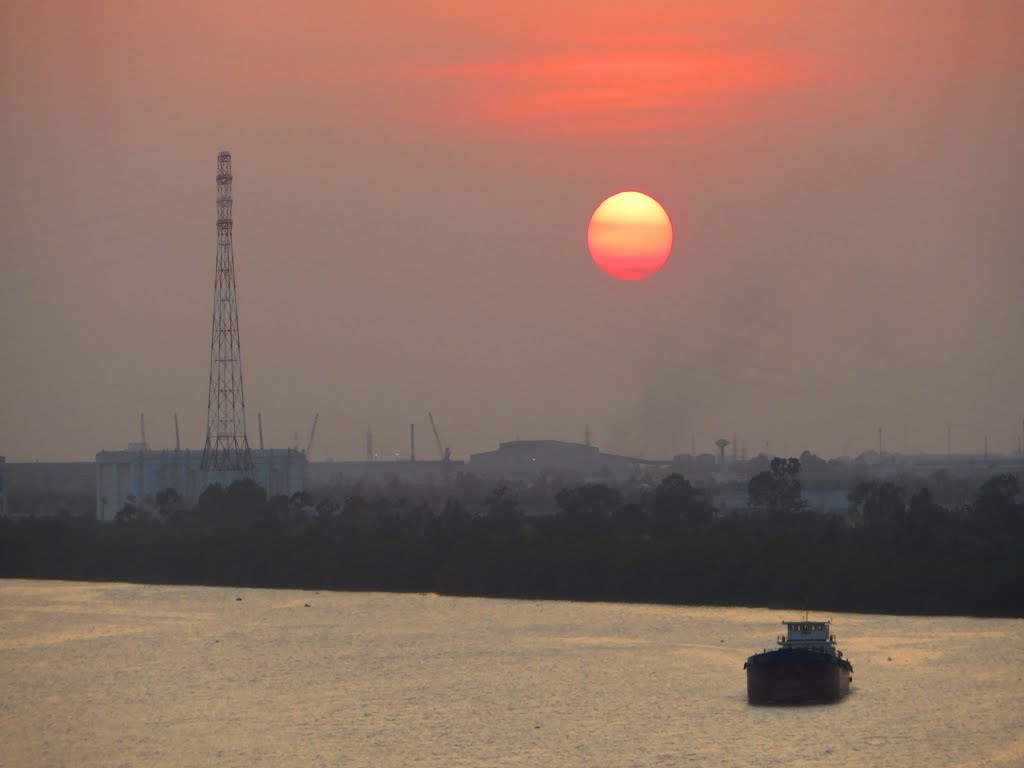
[745,649,852,704]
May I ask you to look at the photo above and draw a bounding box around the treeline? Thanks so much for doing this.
[1,462,1021,617]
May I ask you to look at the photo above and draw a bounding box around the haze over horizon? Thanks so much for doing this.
[2,1,1022,463]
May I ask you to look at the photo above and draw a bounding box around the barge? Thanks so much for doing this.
[744,619,853,704]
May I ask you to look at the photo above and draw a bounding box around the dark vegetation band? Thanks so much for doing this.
[2,459,1020,618]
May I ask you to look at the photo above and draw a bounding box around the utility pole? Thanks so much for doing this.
[257,412,264,451]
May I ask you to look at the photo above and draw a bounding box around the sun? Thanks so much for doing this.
[587,191,673,281]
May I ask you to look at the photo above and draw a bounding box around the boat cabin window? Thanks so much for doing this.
[788,622,827,634]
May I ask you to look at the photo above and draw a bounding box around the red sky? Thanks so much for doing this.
[2,0,1023,460]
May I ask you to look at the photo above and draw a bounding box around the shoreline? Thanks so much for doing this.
[3,575,1020,620]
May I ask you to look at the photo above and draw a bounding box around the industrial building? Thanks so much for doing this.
[853,451,1024,479]
[467,440,664,483]
[1,460,93,518]
[95,448,305,522]
[305,459,464,488]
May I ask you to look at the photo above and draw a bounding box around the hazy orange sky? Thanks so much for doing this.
[2,0,1023,461]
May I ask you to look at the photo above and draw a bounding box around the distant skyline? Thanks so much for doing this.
[2,1,1023,462]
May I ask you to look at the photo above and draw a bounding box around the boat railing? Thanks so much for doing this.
[778,635,838,651]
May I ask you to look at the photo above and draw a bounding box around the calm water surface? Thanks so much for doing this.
[1,580,1021,767]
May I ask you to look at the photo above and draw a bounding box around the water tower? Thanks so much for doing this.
[715,437,730,466]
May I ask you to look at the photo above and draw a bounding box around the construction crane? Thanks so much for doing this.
[428,412,451,462]
[306,412,319,457]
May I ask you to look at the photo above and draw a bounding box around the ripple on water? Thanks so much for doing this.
[1,580,1021,768]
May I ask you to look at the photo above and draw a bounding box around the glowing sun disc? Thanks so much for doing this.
[587,191,673,280]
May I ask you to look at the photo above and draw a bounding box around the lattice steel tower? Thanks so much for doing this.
[201,151,253,472]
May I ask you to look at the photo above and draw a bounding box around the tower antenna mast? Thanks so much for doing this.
[201,151,253,472]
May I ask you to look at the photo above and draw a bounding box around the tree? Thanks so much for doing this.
[226,479,267,517]
[440,498,470,522]
[289,491,315,520]
[748,458,803,517]
[798,451,848,488]
[115,495,139,523]
[849,481,905,533]
[905,487,949,545]
[316,498,340,520]
[484,485,522,525]
[972,474,1020,532]
[341,495,372,525]
[264,494,291,522]
[155,487,182,519]
[650,474,713,533]
[555,484,623,530]
[197,483,226,517]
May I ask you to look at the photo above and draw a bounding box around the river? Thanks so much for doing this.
[1,580,1021,767]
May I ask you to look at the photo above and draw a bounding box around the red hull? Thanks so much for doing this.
[746,658,851,704]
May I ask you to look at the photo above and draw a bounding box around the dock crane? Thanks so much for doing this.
[428,412,451,462]
[306,413,319,457]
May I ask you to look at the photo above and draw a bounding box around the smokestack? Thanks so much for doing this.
[410,423,416,462]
